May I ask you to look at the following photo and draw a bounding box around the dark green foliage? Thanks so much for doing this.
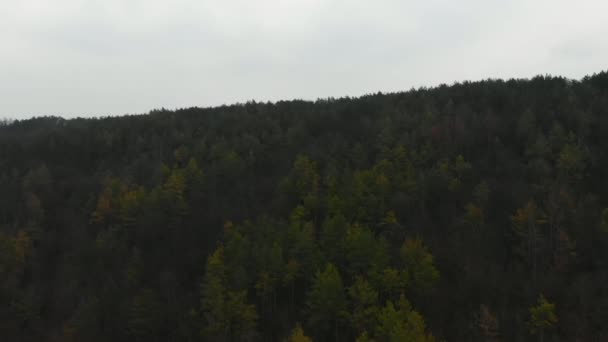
[306,263,347,341]
[1,72,608,340]
[529,294,558,342]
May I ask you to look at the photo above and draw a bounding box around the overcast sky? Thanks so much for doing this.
[1,0,607,118]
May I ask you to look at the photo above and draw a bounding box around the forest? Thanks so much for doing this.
[2,72,608,341]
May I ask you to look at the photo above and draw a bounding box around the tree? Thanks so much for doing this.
[287,214,321,279]
[255,271,277,309]
[283,259,300,311]
[556,142,585,181]
[127,289,164,341]
[601,208,608,233]
[400,239,439,294]
[348,276,380,335]
[320,215,348,267]
[516,109,537,142]
[552,229,575,272]
[200,248,228,340]
[225,291,258,341]
[355,331,376,342]
[306,263,347,341]
[200,247,258,341]
[374,295,434,342]
[463,203,484,232]
[529,294,557,342]
[375,267,408,301]
[62,297,102,342]
[6,72,608,341]
[510,201,547,278]
[287,323,313,342]
[344,224,389,277]
[475,304,500,342]
[284,155,321,220]
[162,168,189,220]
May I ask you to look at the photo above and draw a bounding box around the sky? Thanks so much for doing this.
[1,0,607,119]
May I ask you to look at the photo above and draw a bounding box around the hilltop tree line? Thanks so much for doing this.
[1,72,608,341]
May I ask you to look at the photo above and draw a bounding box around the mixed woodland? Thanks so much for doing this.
[2,72,608,341]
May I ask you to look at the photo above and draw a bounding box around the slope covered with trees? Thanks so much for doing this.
[2,72,608,341]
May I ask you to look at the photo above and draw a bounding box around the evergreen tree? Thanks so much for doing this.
[306,263,347,341]
[529,294,557,342]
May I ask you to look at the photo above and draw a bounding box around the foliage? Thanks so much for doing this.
[1,72,608,340]
[286,324,313,342]
[306,263,347,340]
[529,294,558,341]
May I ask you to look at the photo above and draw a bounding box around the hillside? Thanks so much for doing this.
[2,72,608,341]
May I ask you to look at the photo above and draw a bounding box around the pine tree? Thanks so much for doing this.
[400,239,439,294]
[374,295,433,342]
[529,294,557,342]
[200,248,228,340]
[200,247,258,341]
[348,276,380,335]
[306,263,347,341]
[286,323,313,342]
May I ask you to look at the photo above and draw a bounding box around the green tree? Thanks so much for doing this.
[510,201,547,277]
[287,213,321,279]
[348,276,380,335]
[344,224,389,277]
[200,248,228,340]
[355,331,376,342]
[375,267,408,301]
[556,142,585,181]
[463,203,484,232]
[283,259,300,310]
[529,294,557,342]
[600,208,608,233]
[286,323,313,342]
[127,289,163,341]
[225,291,258,341]
[200,247,258,341]
[320,215,348,267]
[284,155,321,220]
[374,295,433,342]
[400,239,439,294]
[307,263,347,341]
[62,297,102,342]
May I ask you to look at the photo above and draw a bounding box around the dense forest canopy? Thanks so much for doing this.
[2,72,608,341]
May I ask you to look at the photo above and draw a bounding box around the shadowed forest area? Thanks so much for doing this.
[2,72,608,341]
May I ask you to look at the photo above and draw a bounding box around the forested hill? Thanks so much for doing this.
[2,72,608,341]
